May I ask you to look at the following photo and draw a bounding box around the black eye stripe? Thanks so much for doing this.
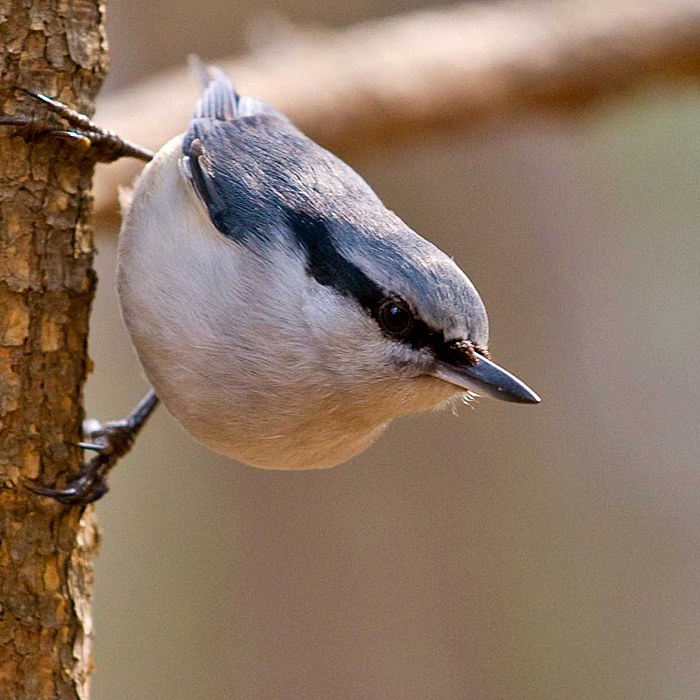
[286,209,447,351]
[286,209,384,308]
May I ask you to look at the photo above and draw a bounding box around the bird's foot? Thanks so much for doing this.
[29,419,136,505]
[28,391,159,505]
[0,88,153,162]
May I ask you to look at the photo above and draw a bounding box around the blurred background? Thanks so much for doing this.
[87,1,700,698]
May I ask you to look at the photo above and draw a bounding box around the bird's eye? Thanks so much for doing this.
[378,298,414,339]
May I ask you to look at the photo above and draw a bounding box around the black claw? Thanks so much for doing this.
[2,88,155,163]
[0,117,35,128]
[26,464,109,505]
[16,87,53,104]
[76,441,105,452]
[28,390,160,505]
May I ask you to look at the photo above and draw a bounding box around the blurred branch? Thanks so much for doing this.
[95,0,700,219]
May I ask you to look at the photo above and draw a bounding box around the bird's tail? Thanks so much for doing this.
[188,55,239,122]
[188,54,275,122]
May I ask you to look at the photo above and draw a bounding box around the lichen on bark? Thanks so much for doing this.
[0,1,107,698]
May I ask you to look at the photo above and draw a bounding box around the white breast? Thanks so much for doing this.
[117,136,425,469]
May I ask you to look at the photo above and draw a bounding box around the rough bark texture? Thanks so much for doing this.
[0,1,107,698]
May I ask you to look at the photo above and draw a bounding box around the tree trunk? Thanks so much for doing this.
[0,2,107,698]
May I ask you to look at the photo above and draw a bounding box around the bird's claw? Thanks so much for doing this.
[27,391,159,505]
[26,419,135,505]
[27,467,110,505]
[0,88,154,162]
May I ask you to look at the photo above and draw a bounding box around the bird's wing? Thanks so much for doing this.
[180,62,383,244]
[181,63,296,241]
[185,58,282,133]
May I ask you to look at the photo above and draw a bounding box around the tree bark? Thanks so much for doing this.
[0,2,107,698]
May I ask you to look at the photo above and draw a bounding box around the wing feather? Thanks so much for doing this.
[181,61,294,241]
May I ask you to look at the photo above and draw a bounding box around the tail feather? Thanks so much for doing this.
[182,59,296,210]
[188,55,239,122]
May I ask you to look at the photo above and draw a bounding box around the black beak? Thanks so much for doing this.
[431,351,541,404]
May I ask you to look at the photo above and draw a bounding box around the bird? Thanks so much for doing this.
[9,62,540,502]
[117,63,540,472]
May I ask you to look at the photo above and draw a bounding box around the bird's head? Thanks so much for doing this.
[276,203,540,417]
[179,65,540,430]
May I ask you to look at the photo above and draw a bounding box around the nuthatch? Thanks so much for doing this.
[10,63,540,503]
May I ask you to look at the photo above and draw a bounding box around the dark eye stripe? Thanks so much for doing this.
[286,209,383,309]
[285,209,446,352]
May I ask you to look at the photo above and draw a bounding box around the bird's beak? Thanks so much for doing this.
[431,351,541,404]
